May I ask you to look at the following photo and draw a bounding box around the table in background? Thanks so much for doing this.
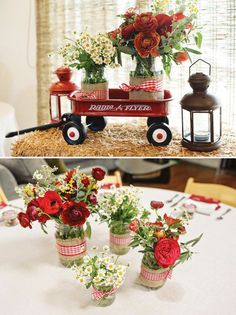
[0,102,18,156]
[0,187,235,315]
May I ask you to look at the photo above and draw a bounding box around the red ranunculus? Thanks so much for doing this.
[134,12,158,32]
[17,212,32,229]
[171,12,193,29]
[61,201,90,226]
[164,213,181,226]
[38,191,63,215]
[174,52,189,63]
[150,200,164,209]
[154,238,180,268]
[129,219,139,233]
[121,23,135,40]
[26,199,39,221]
[92,167,106,181]
[156,14,172,36]
[134,31,160,58]
[81,176,90,187]
[88,194,97,205]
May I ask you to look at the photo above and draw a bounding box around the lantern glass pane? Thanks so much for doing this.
[193,112,211,142]
[183,109,191,141]
[60,95,72,115]
[50,95,59,120]
[213,108,221,142]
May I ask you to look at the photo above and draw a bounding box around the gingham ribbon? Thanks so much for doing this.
[70,91,96,100]
[110,232,131,246]
[93,90,109,99]
[140,266,172,282]
[120,79,163,93]
[92,286,117,300]
[56,241,86,257]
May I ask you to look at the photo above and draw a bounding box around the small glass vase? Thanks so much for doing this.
[55,223,86,267]
[139,252,171,289]
[92,286,116,307]
[81,67,109,99]
[109,223,131,255]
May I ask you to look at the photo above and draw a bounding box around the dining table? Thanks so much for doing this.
[0,187,235,315]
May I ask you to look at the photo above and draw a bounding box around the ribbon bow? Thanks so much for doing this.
[120,79,163,93]
[92,287,117,300]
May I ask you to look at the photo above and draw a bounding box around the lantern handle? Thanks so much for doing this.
[189,59,211,77]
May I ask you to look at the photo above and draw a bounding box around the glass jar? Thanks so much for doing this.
[131,55,156,78]
[92,286,116,307]
[83,67,107,84]
[55,223,86,267]
[109,223,131,255]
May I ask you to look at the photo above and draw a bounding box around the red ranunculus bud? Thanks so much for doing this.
[88,194,97,205]
[129,219,139,233]
[92,167,106,181]
[38,213,50,223]
[154,238,180,268]
[17,212,32,229]
[26,199,39,221]
[150,201,164,209]
[174,52,189,63]
[81,176,90,187]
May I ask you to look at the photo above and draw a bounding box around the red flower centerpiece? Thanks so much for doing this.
[17,165,106,267]
[129,200,202,289]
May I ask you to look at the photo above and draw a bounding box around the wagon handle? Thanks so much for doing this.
[189,59,211,77]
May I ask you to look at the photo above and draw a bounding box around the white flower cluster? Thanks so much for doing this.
[73,248,127,289]
[58,31,118,67]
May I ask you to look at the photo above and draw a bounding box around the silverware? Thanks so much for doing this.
[166,193,179,204]
[170,196,186,208]
[216,208,232,220]
[196,210,211,216]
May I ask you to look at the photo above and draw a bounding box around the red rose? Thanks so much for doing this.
[174,52,189,63]
[121,23,135,40]
[92,167,106,181]
[61,201,90,226]
[154,238,180,268]
[129,219,139,233]
[17,212,32,229]
[134,31,160,58]
[150,201,164,209]
[88,194,97,205]
[82,176,90,187]
[38,191,63,215]
[156,14,172,36]
[26,199,39,221]
[134,12,158,32]
[164,213,181,226]
[171,12,193,29]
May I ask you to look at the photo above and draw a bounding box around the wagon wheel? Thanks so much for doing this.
[62,122,86,145]
[147,116,169,127]
[86,116,107,132]
[146,123,172,146]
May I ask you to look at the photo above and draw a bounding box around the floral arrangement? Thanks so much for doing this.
[57,31,119,84]
[16,165,106,237]
[110,0,202,76]
[73,246,128,306]
[129,200,202,271]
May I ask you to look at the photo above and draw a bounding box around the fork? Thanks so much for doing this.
[170,196,186,208]
[166,193,179,204]
[216,208,232,220]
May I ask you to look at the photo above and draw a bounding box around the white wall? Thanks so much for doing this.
[0,0,37,129]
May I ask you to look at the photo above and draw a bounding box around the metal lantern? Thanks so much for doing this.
[180,59,222,152]
[49,67,78,122]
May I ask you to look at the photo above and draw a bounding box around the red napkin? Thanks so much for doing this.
[100,183,121,189]
[189,194,221,210]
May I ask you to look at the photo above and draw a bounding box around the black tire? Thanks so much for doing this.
[62,122,86,145]
[147,123,172,146]
[86,116,107,132]
[147,116,169,127]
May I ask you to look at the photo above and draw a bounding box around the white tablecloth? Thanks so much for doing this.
[0,187,235,315]
[0,102,18,157]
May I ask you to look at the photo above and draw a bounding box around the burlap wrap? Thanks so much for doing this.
[129,74,164,100]
[81,81,109,99]
[109,231,131,255]
[139,263,170,289]
[56,237,86,267]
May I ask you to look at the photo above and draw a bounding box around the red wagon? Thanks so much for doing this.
[6,89,173,147]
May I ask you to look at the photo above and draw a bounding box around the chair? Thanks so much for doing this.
[184,177,236,207]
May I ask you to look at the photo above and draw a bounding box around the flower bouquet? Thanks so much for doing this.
[94,187,149,255]
[57,31,119,99]
[73,246,128,307]
[17,165,106,267]
[129,200,202,289]
[110,0,202,100]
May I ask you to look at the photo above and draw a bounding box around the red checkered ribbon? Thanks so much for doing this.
[141,266,172,282]
[56,241,86,257]
[70,91,96,100]
[120,79,163,93]
[110,232,131,246]
[92,286,117,300]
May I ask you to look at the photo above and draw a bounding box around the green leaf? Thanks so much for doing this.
[185,47,202,55]
[85,222,92,239]
[195,32,203,49]
[40,223,48,234]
